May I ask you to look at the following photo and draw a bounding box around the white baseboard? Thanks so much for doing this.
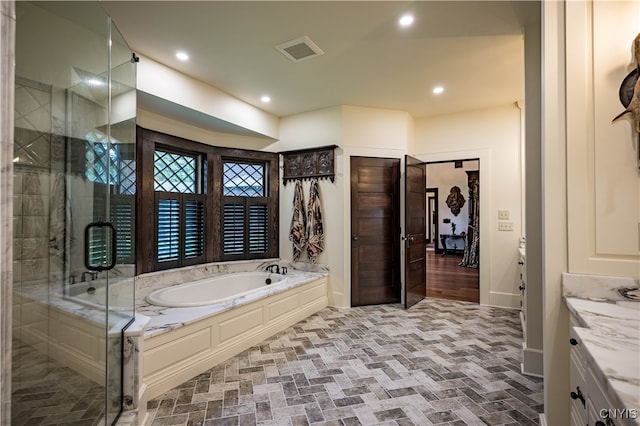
[488,291,521,310]
[522,345,544,377]
[539,413,548,426]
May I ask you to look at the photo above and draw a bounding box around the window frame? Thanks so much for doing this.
[136,127,279,274]
[221,158,271,260]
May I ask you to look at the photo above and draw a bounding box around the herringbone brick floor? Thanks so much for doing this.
[147,299,544,426]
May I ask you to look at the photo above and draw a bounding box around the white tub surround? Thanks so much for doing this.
[135,261,328,336]
[135,264,328,402]
[563,273,640,425]
[119,314,151,426]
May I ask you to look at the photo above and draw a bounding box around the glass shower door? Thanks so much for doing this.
[13,2,136,424]
[104,16,137,424]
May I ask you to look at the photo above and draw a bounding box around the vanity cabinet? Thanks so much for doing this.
[568,313,634,426]
[518,248,526,328]
[569,315,588,425]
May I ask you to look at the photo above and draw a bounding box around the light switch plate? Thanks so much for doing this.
[498,221,514,231]
[498,210,510,220]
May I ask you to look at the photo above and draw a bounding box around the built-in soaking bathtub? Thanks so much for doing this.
[136,266,329,404]
[66,278,135,312]
[146,271,288,307]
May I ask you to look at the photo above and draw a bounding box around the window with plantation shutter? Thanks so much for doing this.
[87,196,135,268]
[222,160,270,260]
[156,196,180,266]
[112,196,135,264]
[87,141,136,268]
[249,203,268,253]
[153,148,205,270]
[183,195,205,264]
[223,203,245,256]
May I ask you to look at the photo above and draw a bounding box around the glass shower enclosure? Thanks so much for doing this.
[12,2,136,424]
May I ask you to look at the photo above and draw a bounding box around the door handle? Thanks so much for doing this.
[85,221,117,272]
[352,236,358,241]
[403,234,415,245]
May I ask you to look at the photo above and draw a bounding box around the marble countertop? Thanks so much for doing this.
[563,273,640,423]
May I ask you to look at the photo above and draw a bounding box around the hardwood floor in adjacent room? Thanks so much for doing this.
[426,249,479,303]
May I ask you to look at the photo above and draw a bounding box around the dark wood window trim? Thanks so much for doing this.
[136,127,279,274]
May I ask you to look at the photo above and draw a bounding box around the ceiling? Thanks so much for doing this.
[102,1,536,121]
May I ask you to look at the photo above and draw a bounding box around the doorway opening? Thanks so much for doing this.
[425,159,480,303]
[426,188,438,248]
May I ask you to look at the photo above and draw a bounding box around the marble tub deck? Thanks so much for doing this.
[563,273,640,424]
[135,268,328,338]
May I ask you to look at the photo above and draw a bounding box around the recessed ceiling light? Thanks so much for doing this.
[399,14,414,27]
[433,86,444,95]
[176,51,189,61]
[261,95,271,103]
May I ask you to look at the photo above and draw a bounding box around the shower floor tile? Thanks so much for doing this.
[147,298,543,426]
[11,341,105,426]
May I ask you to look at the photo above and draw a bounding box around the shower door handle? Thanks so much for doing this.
[84,221,117,272]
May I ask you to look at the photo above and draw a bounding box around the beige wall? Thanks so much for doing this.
[412,104,524,308]
[274,105,411,307]
[274,106,345,306]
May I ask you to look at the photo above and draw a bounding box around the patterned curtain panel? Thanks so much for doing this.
[305,179,325,262]
[460,171,479,268]
[289,180,307,261]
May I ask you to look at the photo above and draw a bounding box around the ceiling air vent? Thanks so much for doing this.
[276,36,325,63]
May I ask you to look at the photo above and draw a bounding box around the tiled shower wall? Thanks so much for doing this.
[13,78,62,288]
[1,2,17,423]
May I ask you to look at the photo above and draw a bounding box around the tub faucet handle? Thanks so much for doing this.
[281,267,287,275]
[81,271,98,282]
[266,264,280,274]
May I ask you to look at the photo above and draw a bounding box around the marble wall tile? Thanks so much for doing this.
[1,2,16,424]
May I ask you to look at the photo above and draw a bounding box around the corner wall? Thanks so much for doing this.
[272,106,345,306]
[274,105,411,308]
[412,104,524,309]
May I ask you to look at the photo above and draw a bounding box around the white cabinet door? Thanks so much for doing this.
[565,0,640,277]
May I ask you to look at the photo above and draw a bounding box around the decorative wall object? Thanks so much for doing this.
[612,32,640,169]
[281,145,336,184]
[613,32,640,132]
[445,185,466,216]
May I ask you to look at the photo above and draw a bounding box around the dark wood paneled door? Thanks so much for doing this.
[350,156,401,306]
[404,155,427,308]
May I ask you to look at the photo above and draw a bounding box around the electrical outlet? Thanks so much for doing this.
[498,210,510,220]
[498,221,514,231]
